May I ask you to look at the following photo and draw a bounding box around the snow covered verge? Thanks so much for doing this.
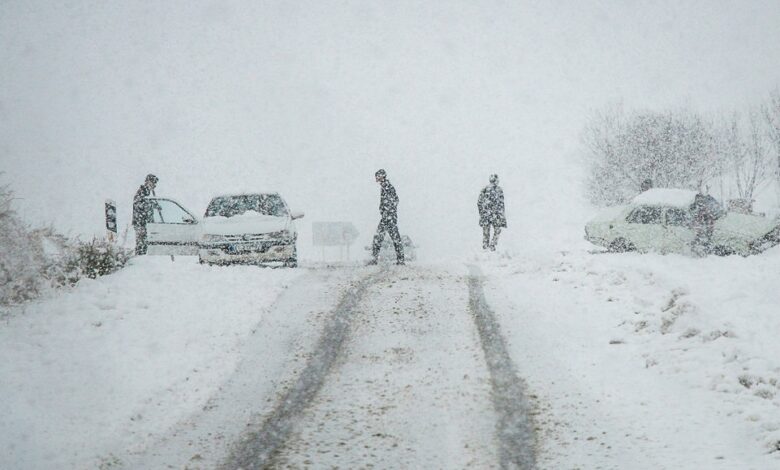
[480,244,780,469]
[0,256,302,470]
[0,185,130,309]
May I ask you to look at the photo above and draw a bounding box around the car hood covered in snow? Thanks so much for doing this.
[201,212,292,236]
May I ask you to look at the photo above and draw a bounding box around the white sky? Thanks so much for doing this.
[2,0,779,258]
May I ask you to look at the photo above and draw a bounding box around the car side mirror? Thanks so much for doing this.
[291,212,305,220]
[183,216,196,224]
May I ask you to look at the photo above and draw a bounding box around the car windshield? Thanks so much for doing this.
[205,194,288,218]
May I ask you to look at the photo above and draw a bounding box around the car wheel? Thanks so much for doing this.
[712,245,735,256]
[608,238,635,253]
[283,246,298,268]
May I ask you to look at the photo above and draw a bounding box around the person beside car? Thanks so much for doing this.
[478,174,507,251]
[132,174,158,255]
[690,192,723,256]
[369,169,405,265]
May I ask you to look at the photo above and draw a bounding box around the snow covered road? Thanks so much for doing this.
[3,251,779,469]
[226,266,533,469]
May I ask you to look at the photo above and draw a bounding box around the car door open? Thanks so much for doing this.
[145,198,201,255]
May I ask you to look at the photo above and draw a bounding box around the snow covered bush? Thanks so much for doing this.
[0,183,51,305]
[0,183,131,308]
[583,106,718,205]
[68,238,131,280]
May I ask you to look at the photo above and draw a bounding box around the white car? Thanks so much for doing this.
[199,193,303,267]
[144,193,303,267]
[585,188,780,256]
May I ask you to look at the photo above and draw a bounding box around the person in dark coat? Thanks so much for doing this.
[690,193,723,256]
[369,169,404,265]
[478,174,507,251]
[132,174,158,255]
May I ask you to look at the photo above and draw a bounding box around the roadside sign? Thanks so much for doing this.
[312,222,359,246]
[312,222,359,262]
[105,199,117,242]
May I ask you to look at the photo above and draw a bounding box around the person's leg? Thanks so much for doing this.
[135,226,147,255]
[388,221,405,264]
[371,221,387,262]
[482,226,490,250]
[703,225,714,255]
[691,226,706,257]
[490,226,501,250]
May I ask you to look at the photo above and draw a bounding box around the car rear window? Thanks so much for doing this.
[665,208,691,226]
[205,194,288,218]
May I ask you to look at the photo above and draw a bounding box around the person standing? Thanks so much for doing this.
[369,169,405,265]
[478,174,507,251]
[132,174,158,255]
[690,192,723,257]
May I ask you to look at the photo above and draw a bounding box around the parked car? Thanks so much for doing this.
[144,192,303,267]
[199,192,303,267]
[585,188,780,256]
[365,234,417,262]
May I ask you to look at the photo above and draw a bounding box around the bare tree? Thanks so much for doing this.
[583,106,719,205]
[740,110,773,201]
[582,105,632,205]
[719,111,773,204]
[764,87,780,188]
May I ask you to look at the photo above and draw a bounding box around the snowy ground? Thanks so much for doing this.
[0,256,304,469]
[481,243,780,469]
[1,246,779,469]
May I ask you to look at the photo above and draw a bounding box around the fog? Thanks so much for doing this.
[2,1,779,260]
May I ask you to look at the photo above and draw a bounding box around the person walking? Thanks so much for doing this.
[369,169,405,265]
[478,174,506,251]
[132,174,158,255]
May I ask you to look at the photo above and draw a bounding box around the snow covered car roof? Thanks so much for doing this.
[631,188,698,208]
[210,190,280,199]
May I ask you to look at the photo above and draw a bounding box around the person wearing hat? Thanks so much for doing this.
[369,169,405,265]
[478,174,506,251]
[132,174,158,255]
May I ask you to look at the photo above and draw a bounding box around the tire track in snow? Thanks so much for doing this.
[268,268,499,468]
[221,269,384,470]
[468,265,537,470]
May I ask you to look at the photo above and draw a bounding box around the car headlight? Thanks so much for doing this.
[202,234,227,242]
[267,230,293,240]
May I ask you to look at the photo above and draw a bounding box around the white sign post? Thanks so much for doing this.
[105,199,117,243]
[312,222,359,262]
